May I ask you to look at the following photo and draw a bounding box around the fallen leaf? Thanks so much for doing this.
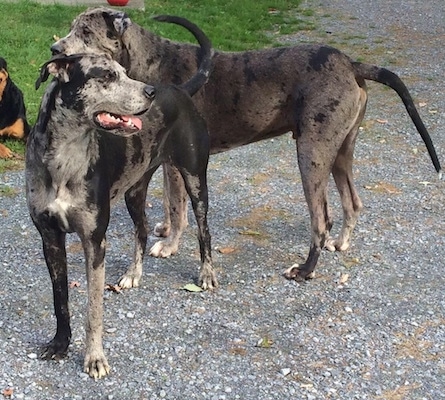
[217,247,237,254]
[239,229,262,236]
[342,257,360,268]
[182,283,203,292]
[300,383,314,389]
[339,273,349,284]
[105,284,122,294]
[418,102,427,108]
[364,182,401,194]
[256,337,274,348]
[229,347,247,356]
[69,281,81,289]
[2,387,13,397]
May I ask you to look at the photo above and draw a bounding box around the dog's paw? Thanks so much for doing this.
[283,264,315,282]
[40,337,70,361]
[0,144,13,159]
[84,352,110,379]
[153,222,170,238]
[149,240,178,258]
[118,273,141,289]
[325,237,350,252]
[199,263,218,290]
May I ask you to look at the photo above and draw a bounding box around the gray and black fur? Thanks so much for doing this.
[51,7,442,281]
[26,17,214,379]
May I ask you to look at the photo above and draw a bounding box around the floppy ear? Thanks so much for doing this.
[102,10,131,36]
[0,57,7,71]
[35,54,83,90]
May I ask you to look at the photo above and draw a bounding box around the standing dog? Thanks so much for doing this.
[51,7,441,281]
[0,57,30,158]
[26,16,214,379]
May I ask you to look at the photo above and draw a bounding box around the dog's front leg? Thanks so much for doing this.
[39,229,72,360]
[150,164,188,257]
[82,234,110,379]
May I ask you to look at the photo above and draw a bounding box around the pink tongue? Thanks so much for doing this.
[124,116,142,130]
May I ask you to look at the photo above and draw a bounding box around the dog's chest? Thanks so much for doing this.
[34,134,99,232]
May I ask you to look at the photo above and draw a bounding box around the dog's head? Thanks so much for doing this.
[51,7,131,68]
[0,57,10,102]
[36,53,155,136]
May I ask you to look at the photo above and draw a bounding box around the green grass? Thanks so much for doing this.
[0,0,307,167]
[0,184,19,197]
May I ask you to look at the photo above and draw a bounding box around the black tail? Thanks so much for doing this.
[153,15,213,96]
[353,62,441,174]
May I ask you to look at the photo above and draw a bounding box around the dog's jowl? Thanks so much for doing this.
[0,57,30,158]
[26,17,214,379]
[52,7,442,281]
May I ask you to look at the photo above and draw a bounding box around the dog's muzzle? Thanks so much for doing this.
[50,43,63,55]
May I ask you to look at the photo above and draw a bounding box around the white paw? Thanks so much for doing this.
[149,240,177,258]
[325,238,337,252]
[84,352,110,379]
[325,237,350,252]
[118,274,140,289]
[199,263,218,290]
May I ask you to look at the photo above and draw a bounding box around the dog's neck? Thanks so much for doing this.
[123,24,198,85]
[32,81,100,183]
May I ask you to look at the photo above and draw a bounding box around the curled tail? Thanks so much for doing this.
[153,15,213,96]
[353,62,441,174]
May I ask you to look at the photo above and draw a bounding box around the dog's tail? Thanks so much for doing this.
[153,15,213,96]
[353,62,441,175]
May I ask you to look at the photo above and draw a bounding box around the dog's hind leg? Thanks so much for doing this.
[284,81,364,281]
[283,145,333,281]
[150,164,188,258]
[180,168,217,289]
[325,112,365,252]
[39,229,72,360]
[119,170,156,289]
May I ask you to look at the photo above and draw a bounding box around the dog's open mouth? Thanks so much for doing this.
[95,112,143,132]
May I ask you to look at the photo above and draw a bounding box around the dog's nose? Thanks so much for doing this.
[51,43,62,55]
[144,85,156,99]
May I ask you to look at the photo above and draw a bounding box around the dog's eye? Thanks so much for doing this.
[97,70,116,82]
[105,71,116,81]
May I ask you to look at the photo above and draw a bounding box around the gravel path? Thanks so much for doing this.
[1,1,444,399]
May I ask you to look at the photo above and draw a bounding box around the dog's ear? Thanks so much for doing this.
[35,54,83,90]
[0,57,7,71]
[103,10,131,37]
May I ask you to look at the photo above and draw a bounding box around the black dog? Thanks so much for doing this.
[0,57,30,158]
[26,17,215,379]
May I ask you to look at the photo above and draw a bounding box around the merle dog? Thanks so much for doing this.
[0,57,30,158]
[51,7,441,281]
[26,16,214,379]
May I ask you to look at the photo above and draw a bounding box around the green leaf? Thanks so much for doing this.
[182,283,203,292]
